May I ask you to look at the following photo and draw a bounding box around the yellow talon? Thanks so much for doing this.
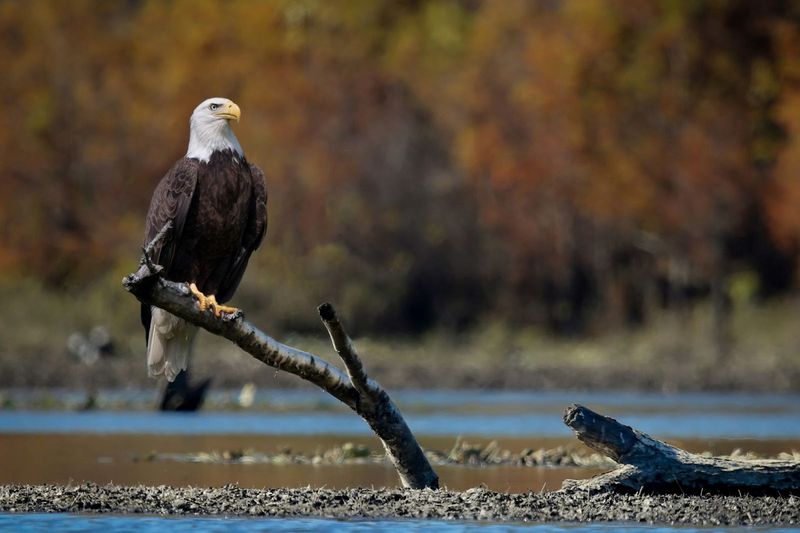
[189,283,239,317]
[207,295,239,317]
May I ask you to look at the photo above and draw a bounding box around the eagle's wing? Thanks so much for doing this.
[144,158,199,270]
[216,163,268,303]
[140,158,199,337]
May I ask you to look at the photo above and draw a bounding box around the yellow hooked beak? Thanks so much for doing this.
[215,101,241,122]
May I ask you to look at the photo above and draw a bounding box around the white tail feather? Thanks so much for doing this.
[147,307,197,382]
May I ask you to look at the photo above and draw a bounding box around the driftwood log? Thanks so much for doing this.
[561,404,800,495]
[123,224,438,489]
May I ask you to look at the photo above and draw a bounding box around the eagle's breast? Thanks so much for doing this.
[172,149,253,294]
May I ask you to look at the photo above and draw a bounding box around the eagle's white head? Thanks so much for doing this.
[186,97,244,163]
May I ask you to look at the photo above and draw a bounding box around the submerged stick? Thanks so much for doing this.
[123,228,437,489]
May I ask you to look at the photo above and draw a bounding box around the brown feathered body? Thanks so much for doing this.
[142,149,267,380]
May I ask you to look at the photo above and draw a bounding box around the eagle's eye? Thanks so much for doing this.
[209,103,220,111]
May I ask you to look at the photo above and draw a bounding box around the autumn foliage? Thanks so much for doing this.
[2,0,800,336]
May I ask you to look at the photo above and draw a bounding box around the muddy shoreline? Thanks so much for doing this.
[1,483,798,526]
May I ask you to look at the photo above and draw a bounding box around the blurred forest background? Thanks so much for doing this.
[1,0,800,391]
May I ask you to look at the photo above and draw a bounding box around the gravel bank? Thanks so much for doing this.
[1,483,797,527]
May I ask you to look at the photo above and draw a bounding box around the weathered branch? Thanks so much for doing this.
[561,404,800,495]
[317,302,437,489]
[123,228,438,489]
[318,303,375,398]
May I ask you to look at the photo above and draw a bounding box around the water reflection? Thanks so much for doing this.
[0,433,601,493]
[1,433,795,494]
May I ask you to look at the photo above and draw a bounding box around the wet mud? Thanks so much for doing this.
[1,483,798,527]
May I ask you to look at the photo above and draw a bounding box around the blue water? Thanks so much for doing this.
[0,390,798,439]
[0,409,799,438]
[7,388,798,413]
[0,514,795,532]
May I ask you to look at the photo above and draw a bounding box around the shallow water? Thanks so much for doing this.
[1,389,799,438]
[1,409,799,438]
[6,389,799,414]
[0,433,603,492]
[0,431,795,493]
[0,513,796,532]
[0,389,797,494]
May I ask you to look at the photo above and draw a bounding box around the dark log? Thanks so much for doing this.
[123,226,438,489]
[561,404,800,495]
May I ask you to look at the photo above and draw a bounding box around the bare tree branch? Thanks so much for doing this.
[317,302,437,488]
[318,302,376,399]
[122,226,438,489]
[561,404,800,495]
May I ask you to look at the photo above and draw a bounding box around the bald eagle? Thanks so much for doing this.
[142,98,267,381]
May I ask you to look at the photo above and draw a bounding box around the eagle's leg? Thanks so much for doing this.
[188,283,212,311]
[187,283,238,317]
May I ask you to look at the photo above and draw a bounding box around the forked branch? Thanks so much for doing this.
[123,225,438,489]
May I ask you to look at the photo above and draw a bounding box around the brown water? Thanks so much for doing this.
[1,433,794,493]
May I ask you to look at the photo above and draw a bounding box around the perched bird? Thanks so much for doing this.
[142,97,267,381]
